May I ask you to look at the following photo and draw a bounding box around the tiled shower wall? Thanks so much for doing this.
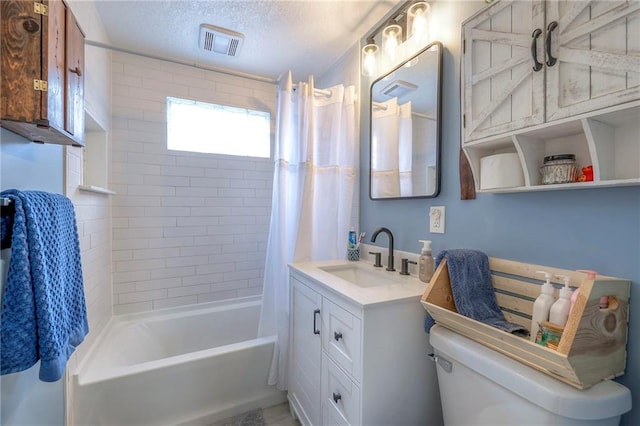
[110,51,276,314]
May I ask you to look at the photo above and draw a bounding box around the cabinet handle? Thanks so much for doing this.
[313,309,320,335]
[332,392,342,403]
[69,67,82,77]
[530,28,543,72]
[545,21,558,67]
[334,331,343,341]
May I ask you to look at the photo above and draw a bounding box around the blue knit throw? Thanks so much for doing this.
[0,190,88,382]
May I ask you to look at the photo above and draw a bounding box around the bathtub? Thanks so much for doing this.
[71,296,285,425]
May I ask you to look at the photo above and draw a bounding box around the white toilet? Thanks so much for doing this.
[429,325,632,425]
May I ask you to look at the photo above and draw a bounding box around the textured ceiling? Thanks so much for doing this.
[93,0,400,81]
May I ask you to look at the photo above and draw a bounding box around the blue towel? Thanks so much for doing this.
[425,249,527,335]
[0,190,88,382]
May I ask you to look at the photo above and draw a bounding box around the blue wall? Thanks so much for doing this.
[359,3,640,423]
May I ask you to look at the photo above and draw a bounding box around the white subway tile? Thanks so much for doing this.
[167,284,211,298]
[182,273,224,286]
[111,51,276,314]
[132,247,177,260]
[115,258,166,272]
[150,266,195,279]
[197,290,238,304]
[147,236,194,248]
[163,226,207,237]
[123,63,172,82]
[153,296,198,310]
[112,269,152,284]
[135,277,181,292]
[166,255,209,268]
[114,301,153,315]
[118,288,167,304]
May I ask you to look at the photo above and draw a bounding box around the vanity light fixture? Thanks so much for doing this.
[408,2,430,47]
[362,43,380,77]
[361,1,432,77]
[382,24,403,64]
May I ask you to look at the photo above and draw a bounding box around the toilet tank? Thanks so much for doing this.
[429,325,631,426]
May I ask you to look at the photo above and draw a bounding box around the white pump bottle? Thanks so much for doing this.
[530,271,555,342]
[549,275,573,327]
[418,240,434,283]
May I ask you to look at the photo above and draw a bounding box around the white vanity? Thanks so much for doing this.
[288,261,443,426]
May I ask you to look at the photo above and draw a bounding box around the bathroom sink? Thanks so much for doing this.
[319,263,403,287]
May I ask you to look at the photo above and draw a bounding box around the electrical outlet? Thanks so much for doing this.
[429,206,445,234]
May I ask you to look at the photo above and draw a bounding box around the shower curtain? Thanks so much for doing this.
[371,98,413,197]
[258,71,357,390]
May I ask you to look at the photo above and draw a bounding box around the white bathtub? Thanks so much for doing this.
[71,296,285,425]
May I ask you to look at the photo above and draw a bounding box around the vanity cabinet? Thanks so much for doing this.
[1,0,85,147]
[288,268,442,426]
[461,0,640,193]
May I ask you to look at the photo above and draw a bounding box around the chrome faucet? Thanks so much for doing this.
[370,227,395,271]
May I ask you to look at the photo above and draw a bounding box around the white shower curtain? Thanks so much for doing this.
[258,71,357,390]
[371,98,413,197]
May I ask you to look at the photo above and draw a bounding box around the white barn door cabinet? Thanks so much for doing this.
[462,0,640,193]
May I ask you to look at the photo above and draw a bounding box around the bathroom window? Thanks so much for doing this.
[166,97,270,158]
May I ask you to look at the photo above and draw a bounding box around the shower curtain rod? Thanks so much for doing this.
[412,111,436,120]
[291,84,332,97]
[85,40,276,84]
[372,102,435,120]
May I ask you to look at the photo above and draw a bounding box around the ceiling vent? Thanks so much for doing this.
[380,80,418,98]
[199,24,244,57]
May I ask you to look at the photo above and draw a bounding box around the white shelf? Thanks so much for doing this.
[464,102,640,194]
[78,185,116,195]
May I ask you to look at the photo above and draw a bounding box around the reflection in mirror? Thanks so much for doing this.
[369,41,442,199]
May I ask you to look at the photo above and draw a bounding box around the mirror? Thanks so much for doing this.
[369,41,442,199]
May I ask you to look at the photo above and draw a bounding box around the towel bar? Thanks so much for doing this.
[0,197,12,207]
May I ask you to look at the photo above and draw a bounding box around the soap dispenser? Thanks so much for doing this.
[530,271,555,342]
[549,275,573,327]
[418,240,434,283]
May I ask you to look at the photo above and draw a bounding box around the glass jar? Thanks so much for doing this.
[540,154,578,185]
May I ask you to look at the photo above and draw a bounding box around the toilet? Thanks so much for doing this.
[429,325,632,425]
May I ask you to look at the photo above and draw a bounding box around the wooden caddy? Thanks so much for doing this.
[421,257,630,389]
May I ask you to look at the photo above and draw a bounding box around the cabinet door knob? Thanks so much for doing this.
[530,28,543,72]
[334,331,343,341]
[332,392,342,403]
[69,66,82,77]
[545,21,558,67]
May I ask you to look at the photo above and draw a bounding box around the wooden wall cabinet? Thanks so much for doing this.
[461,0,639,193]
[1,0,85,147]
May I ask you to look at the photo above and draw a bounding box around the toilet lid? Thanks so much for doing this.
[429,325,632,420]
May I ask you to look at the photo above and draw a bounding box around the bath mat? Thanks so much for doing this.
[220,409,265,426]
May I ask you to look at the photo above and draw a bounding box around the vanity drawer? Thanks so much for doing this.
[322,353,361,426]
[322,298,362,381]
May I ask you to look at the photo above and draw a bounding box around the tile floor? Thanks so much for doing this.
[262,402,301,426]
[210,402,300,426]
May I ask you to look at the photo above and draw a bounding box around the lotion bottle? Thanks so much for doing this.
[418,240,434,283]
[530,271,555,342]
[549,275,573,327]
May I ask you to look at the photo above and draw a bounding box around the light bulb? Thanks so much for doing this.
[382,24,402,65]
[361,43,379,77]
[408,2,430,46]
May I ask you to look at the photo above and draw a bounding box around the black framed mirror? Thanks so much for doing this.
[369,41,442,199]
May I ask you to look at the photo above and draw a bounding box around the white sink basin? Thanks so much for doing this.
[319,263,403,287]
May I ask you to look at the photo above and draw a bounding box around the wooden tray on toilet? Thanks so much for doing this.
[421,257,630,389]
